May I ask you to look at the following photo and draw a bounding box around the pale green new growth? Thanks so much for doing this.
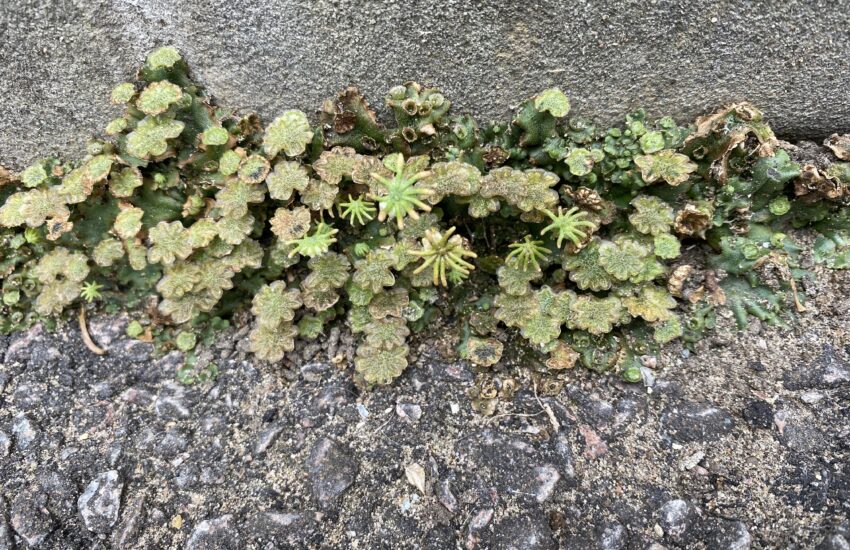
[264,110,314,158]
[145,46,182,70]
[313,147,359,185]
[33,248,90,315]
[634,149,697,186]
[93,238,124,267]
[114,207,144,239]
[136,81,183,116]
[533,88,570,117]
[598,239,650,281]
[252,282,302,327]
[110,167,143,198]
[126,117,185,159]
[418,161,481,204]
[570,295,625,335]
[629,195,675,235]
[148,221,193,265]
[355,345,409,385]
[202,126,230,146]
[565,148,594,176]
[266,161,310,201]
[111,83,136,104]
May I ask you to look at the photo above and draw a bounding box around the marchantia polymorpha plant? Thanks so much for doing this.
[2,47,849,388]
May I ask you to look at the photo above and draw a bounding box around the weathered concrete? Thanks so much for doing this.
[1,0,849,169]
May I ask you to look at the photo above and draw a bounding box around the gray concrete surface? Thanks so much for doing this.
[1,0,849,170]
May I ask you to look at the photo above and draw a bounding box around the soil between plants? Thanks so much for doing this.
[0,256,848,548]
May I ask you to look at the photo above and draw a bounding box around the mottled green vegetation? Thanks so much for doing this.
[2,49,849,390]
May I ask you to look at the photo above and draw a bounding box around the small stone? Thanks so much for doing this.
[596,521,628,550]
[12,382,44,410]
[311,383,351,411]
[123,339,153,363]
[78,470,123,533]
[748,360,766,372]
[660,402,735,444]
[157,428,189,455]
[244,511,317,546]
[396,403,422,421]
[530,465,560,503]
[155,387,191,419]
[121,387,155,406]
[578,424,608,459]
[399,494,419,512]
[469,508,494,531]
[680,451,705,471]
[200,415,227,434]
[306,437,359,509]
[489,514,558,550]
[658,499,696,543]
[437,479,458,513]
[0,498,12,550]
[553,433,576,480]
[640,366,656,387]
[187,515,240,549]
[816,532,850,550]
[784,345,850,390]
[801,391,824,404]
[774,409,824,453]
[11,492,56,547]
[705,518,751,550]
[154,351,185,375]
[0,432,9,457]
[741,400,774,429]
[613,398,639,429]
[300,362,329,382]
[87,315,127,348]
[112,493,146,549]
[11,414,38,451]
[356,404,369,419]
[570,391,614,427]
[254,424,284,456]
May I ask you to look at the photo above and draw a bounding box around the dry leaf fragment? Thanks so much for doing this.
[405,463,426,494]
[825,133,850,160]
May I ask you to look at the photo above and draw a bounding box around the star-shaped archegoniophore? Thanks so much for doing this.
[540,206,596,248]
[411,227,477,287]
[79,281,105,303]
[285,222,339,258]
[506,235,550,272]
[338,195,376,226]
[369,153,434,229]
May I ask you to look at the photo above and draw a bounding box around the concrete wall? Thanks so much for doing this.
[1,0,849,169]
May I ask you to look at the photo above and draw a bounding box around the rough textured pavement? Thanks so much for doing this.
[2,0,850,169]
[0,264,849,548]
